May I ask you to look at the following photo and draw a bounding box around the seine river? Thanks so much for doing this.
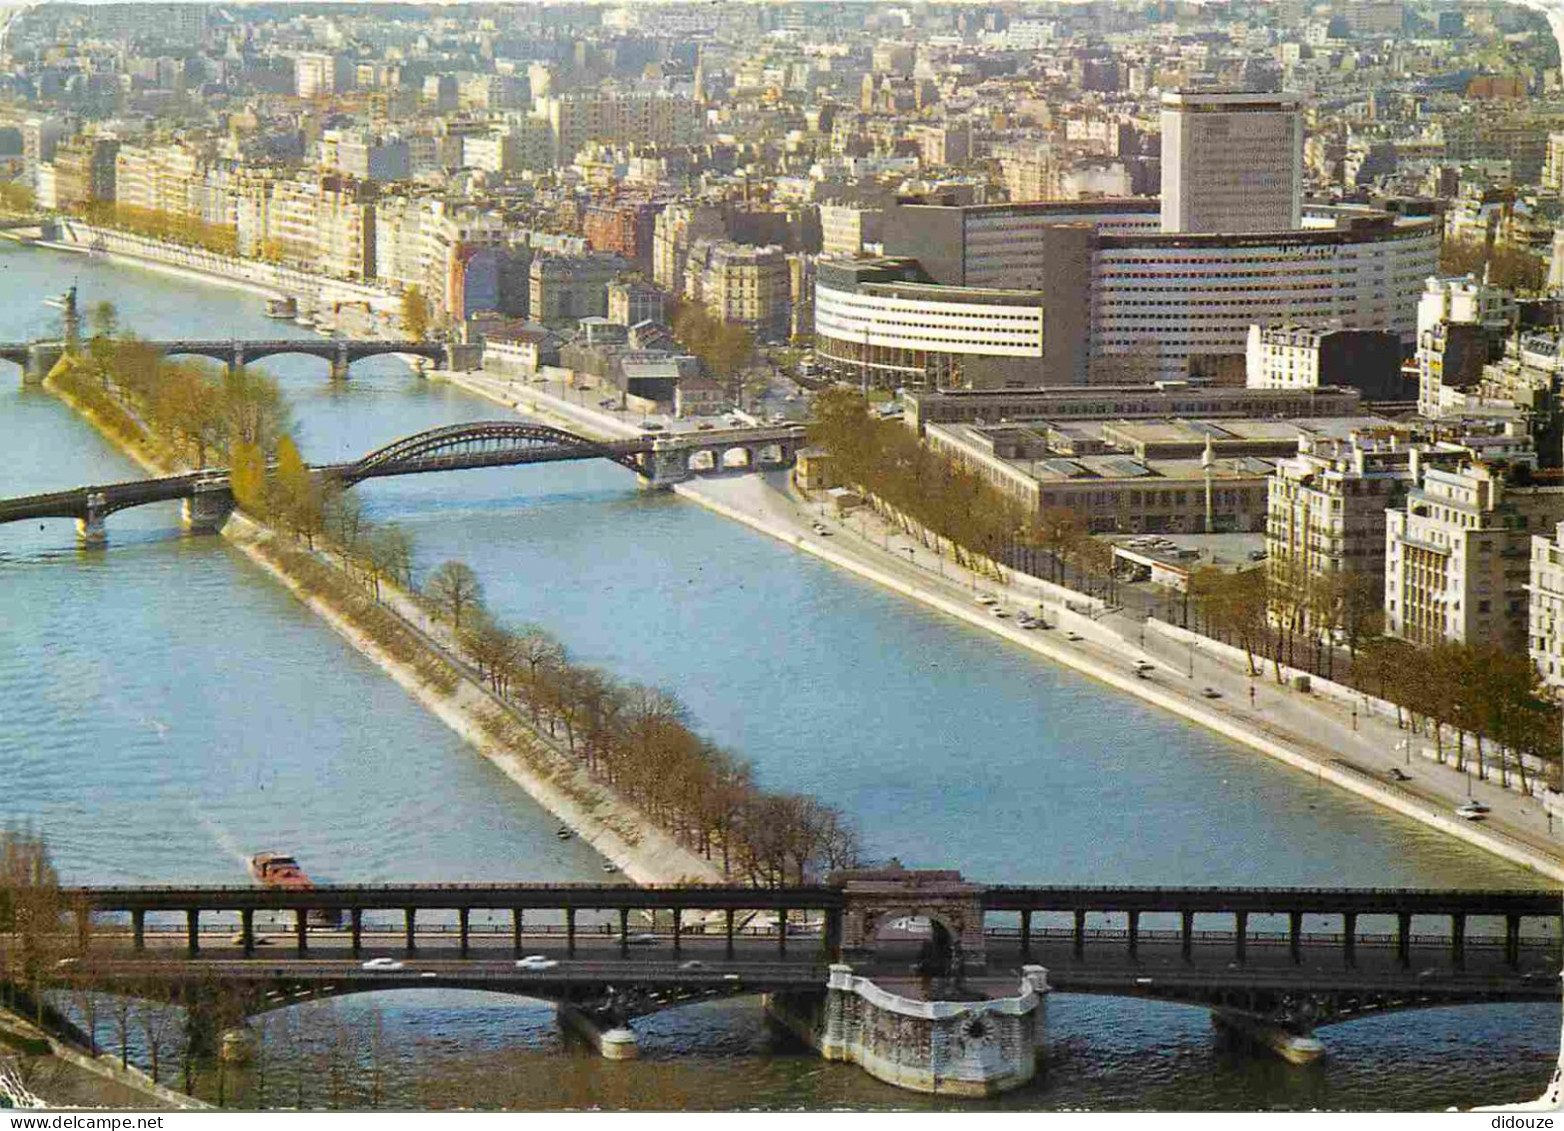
[0,242,1555,1109]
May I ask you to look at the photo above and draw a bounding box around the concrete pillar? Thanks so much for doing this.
[777,907,787,957]
[1396,912,1412,968]
[620,909,630,958]
[350,908,362,956]
[1073,909,1087,958]
[1452,913,1466,969]
[672,908,682,954]
[1288,912,1302,965]
[1506,914,1521,968]
[404,908,416,954]
[724,909,735,960]
[512,909,523,957]
[1020,910,1032,961]
[565,907,576,957]
[1343,912,1357,969]
[76,493,107,546]
[240,908,255,956]
[330,349,350,382]
[74,906,89,951]
[294,909,307,955]
[186,909,199,955]
[1181,910,1194,962]
[1234,911,1248,965]
[1127,910,1140,961]
[132,909,145,951]
[231,349,245,375]
[458,908,470,957]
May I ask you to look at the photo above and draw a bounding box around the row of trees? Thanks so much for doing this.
[420,564,861,885]
[78,202,239,257]
[63,306,293,472]
[811,388,1122,591]
[1187,563,1561,784]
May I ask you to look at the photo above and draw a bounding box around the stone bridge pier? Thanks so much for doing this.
[22,343,64,385]
[182,480,235,532]
[76,492,107,546]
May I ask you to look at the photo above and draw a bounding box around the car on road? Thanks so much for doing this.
[621,933,658,946]
[420,971,438,979]
[723,973,741,981]
[1388,768,1412,782]
[975,593,998,606]
[1065,632,1084,642]
[516,955,559,971]
[1454,801,1490,820]
[361,957,404,971]
[1134,976,1153,986]
[679,960,705,970]
[1201,687,1222,699]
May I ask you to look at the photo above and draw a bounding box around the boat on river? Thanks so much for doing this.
[249,852,340,927]
[264,296,297,319]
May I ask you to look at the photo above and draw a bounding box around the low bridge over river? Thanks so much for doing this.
[43,868,1562,1091]
[0,336,450,382]
[0,420,810,542]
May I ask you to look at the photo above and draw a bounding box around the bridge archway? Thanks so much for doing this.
[336,421,646,485]
[687,449,718,473]
[755,443,786,467]
[719,447,753,470]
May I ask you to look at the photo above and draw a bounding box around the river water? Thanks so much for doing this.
[0,242,1556,1110]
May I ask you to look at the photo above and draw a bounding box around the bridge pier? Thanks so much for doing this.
[1020,910,1032,961]
[672,908,682,954]
[1234,911,1248,965]
[1506,914,1522,969]
[765,964,1050,1096]
[240,909,254,956]
[513,909,524,957]
[1127,910,1140,962]
[557,1003,639,1061]
[1181,910,1194,962]
[181,481,234,533]
[1288,912,1302,965]
[1397,912,1412,968]
[1074,909,1086,958]
[294,909,307,955]
[1452,913,1466,969]
[76,493,107,546]
[330,350,349,382]
[565,907,576,957]
[1343,912,1357,969]
[23,343,63,385]
[351,909,362,956]
[724,909,734,960]
[186,909,200,955]
[620,909,630,957]
[132,909,145,951]
[458,908,470,957]
[404,908,416,954]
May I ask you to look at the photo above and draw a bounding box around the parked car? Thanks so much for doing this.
[516,955,559,971]
[1201,687,1222,699]
[361,957,404,971]
[1388,768,1412,782]
[1454,801,1490,821]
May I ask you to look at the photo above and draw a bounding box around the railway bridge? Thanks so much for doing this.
[42,868,1563,1094]
[0,420,811,542]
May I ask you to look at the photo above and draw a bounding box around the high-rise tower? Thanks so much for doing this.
[1160,90,1303,234]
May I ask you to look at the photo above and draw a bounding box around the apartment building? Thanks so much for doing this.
[1385,462,1564,650]
[687,240,791,341]
[534,91,701,165]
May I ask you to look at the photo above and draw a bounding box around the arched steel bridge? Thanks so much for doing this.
[0,420,809,528]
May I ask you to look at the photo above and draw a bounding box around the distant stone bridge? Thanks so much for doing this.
[0,420,812,542]
[0,336,449,382]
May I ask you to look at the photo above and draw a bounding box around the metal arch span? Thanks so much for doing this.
[332,421,649,485]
